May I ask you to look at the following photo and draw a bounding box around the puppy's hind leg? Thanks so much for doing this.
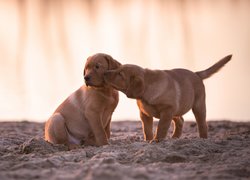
[192,94,208,138]
[45,113,68,144]
[172,116,184,138]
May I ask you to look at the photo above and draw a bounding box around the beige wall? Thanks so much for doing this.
[0,0,249,121]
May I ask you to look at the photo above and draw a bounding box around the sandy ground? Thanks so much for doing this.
[0,120,249,180]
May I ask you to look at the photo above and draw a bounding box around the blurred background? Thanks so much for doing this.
[0,0,249,122]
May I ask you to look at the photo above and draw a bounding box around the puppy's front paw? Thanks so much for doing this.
[96,140,109,147]
[149,139,160,144]
[68,144,81,150]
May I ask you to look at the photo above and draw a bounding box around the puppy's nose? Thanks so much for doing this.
[84,75,91,82]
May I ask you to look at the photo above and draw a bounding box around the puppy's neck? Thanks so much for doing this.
[87,85,116,95]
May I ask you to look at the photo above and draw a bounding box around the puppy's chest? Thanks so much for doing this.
[137,100,160,119]
[101,94,118,126]
[101,92,118,109]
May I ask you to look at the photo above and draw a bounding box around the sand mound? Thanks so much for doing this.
[0,120,249,179]
[20,137,67,155]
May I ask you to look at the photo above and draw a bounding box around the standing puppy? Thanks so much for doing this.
[104,55,232,142]
[45,53,121,149]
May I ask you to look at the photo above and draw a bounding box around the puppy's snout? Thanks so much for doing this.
[104,72,108,76]
[104,71,113,77]
[84,75,91,82]
[104,72,111,80]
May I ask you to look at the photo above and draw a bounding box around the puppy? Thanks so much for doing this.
[45,53,121,149]
[104,55,232,142]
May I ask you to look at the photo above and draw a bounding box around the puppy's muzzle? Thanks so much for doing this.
[84,75,91,85]
[103,71,113,81]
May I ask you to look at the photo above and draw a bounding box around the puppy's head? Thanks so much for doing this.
[104,64,145,99]
[84,53,121,87]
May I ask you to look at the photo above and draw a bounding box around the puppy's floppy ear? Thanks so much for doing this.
[104,55,121,70]
[126,76,145,99]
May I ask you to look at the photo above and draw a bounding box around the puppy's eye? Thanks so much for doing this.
[95,64,99,69]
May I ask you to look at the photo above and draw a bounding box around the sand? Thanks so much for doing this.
[0,120,249,180]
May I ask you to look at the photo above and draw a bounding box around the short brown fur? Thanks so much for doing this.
[45,53,121,149]
[104,55,232,142]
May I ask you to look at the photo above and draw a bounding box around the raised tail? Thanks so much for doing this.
[195,54,232,80]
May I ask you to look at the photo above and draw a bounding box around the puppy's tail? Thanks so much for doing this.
[195,54,232,80]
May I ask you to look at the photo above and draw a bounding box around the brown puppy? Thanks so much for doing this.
[104,55,232,142]
[45,53,121,149]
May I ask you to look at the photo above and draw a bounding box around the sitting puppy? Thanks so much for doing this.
[104,55,232,142]
[45,53,121,149]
